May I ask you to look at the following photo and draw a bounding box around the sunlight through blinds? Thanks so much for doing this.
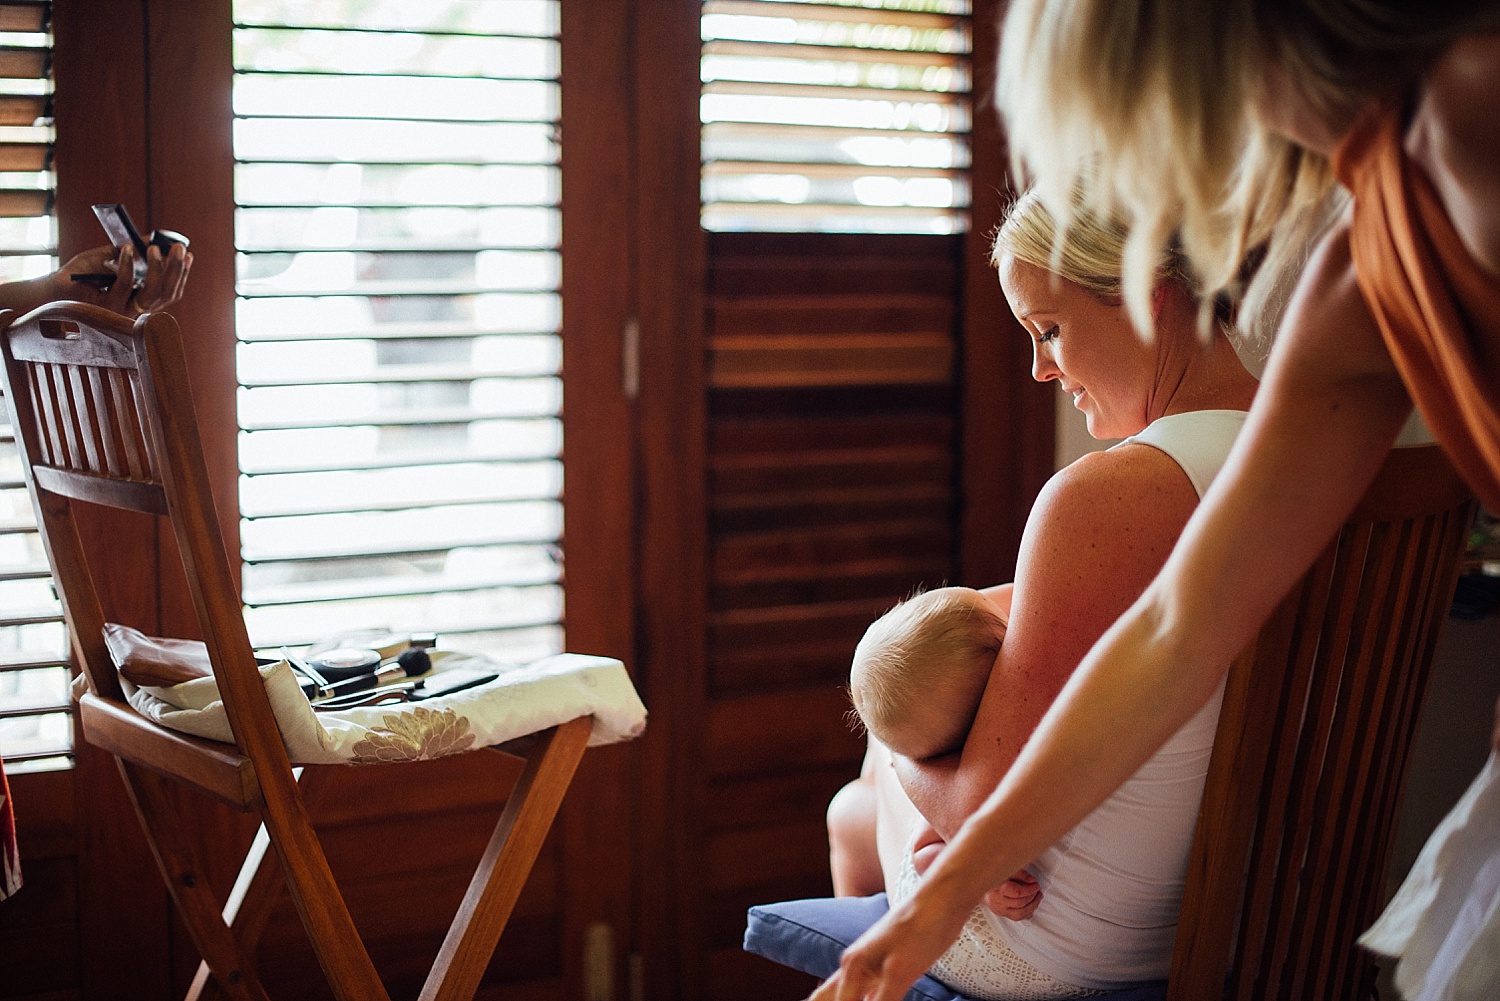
[232,1,563,660]
[701,0,972,233]
[0,0,69,770]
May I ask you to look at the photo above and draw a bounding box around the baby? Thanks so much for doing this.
[849,585,1007,761]
[846,586,1042,925]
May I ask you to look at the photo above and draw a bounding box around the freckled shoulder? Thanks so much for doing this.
[1040,440,1198,516]
[1016,439,1201,582]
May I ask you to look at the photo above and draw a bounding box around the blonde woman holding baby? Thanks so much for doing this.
[819,188,1258,1000]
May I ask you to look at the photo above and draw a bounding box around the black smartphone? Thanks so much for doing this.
[410,667,499,701]
[92,203,150,260]
[81,203,191,290]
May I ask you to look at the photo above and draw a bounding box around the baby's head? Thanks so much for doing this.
[850,586,1006,760]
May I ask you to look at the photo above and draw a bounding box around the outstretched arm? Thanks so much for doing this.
[0,242,192,319]
[809,220,1411,1001]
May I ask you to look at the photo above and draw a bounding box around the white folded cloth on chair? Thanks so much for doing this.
[1361,751,1500,1001]
[122,649,646,766]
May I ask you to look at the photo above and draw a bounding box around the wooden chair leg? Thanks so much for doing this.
[419,717,593,1001]
[187,824,274,1001]
[189,767,338,1001]
[257,768,392,1001]
[116,759,271,1001]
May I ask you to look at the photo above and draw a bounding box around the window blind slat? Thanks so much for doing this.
[0,563,51,582]
[0,607,63,629]
[705,80,966,103]
[237,322,557,342]
[704,0,964,29]
[241,367,555,388]
[239,410,557,434]
[240,446,557,477]
[0,188,47,216]
[237,282,558,299]
[0,48,45,79]
[233,1,558,36]
[703,39,966,67]
[0,141,47,170]
[705,159,960,180]
[703,119,971,155]
[0,655,68,673]
[246,568,559,608]
[0,94,45,127]
[0,5,47,34]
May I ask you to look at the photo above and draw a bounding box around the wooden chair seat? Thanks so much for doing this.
[0,302,606,1001]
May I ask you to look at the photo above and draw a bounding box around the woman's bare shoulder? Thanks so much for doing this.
[1411,32,1500,275]
[1028,442,1197,544]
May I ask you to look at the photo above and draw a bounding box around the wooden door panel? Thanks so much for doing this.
[697,231,966,998]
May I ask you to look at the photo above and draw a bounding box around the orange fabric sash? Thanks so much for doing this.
[1335,106,1500,513]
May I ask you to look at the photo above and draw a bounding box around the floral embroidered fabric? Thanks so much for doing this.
[122,649,646,766]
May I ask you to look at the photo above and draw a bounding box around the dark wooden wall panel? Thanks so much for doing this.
[699,231,966,996]
[960,0,1054,585]
[0,769,79,1001]
[631,2,712,999]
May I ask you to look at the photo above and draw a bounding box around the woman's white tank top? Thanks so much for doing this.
[987,409,1248,990]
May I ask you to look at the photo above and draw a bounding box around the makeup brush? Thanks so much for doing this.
[311,648,432,702]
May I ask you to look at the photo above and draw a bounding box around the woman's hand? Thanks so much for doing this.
[806,874,976,1001]
[50,242,192,316]
[130,242,192,313]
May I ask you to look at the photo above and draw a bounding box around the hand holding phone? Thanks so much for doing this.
[84,203,190,289]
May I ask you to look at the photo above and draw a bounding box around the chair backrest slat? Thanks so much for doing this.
[1168,444,1474,1001]
[85,365,121,476]
[49,362,84,469]
[66,365,101,472]
[33,363,66,466]
[105,366,147,480]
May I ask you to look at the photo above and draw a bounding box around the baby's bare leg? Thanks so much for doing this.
[871,740,931,893]
[827,740,885,896]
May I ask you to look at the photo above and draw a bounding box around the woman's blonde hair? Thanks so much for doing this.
[992,187,1192,302]
[996,0,1497,343]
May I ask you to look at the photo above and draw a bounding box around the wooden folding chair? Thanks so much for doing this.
[1167,442,1475,1001]
[744,442,1474,1001]
[0,301,595,1001]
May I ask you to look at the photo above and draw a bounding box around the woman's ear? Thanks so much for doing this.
[1151,283,1168,323]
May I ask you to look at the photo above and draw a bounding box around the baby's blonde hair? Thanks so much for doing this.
[850,587,1005,759]
[996,0,1496,345]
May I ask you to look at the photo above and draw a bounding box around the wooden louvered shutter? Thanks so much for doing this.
[232,1,564,660]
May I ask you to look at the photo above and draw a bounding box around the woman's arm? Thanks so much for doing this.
[0,243,192,318]
[808,221,1410,1001]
